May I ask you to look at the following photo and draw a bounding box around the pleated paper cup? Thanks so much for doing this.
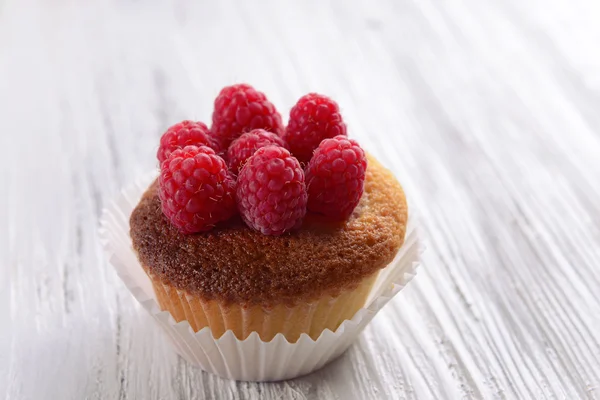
[99,172,421,382]
[146,268,379,343]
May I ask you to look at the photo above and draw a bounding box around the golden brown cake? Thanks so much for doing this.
[130,154,407,342]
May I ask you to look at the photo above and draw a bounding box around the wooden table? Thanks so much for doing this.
[2,0,600,398]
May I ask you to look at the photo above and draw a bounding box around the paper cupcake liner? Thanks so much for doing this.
[147,269,378,343]
[99,172,422,382]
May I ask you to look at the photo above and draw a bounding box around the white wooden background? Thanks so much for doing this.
[2,0,600,399]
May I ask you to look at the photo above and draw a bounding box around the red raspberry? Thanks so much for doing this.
[157,120,219,164]
[211,84,284,150]
[227,129,287,174]
[305,136,367,220]
[158,145,236,233]
[284,93,347,163]
[236,146,307,235]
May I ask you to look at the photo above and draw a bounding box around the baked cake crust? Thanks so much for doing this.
[130,154,407,306]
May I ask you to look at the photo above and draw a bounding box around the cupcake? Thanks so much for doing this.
[108,85,415,379]
[129,86,407,343]
[131,154,406,341]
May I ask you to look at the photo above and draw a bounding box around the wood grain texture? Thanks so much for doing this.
[2,0,600,398]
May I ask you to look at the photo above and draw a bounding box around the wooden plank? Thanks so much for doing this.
[1,0,599,398]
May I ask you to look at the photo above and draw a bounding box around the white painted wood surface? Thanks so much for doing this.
[2,0,600,398]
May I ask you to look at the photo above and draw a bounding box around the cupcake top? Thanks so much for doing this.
[130,84,408,307]
[130,154,407,306]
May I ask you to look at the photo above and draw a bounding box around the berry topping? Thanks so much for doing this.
[284,93,347,163]
[227,129,287,174]
[305,136,367,220]
[157,120,218,164]
[211,84,284,150]
[158,145,236,233]
[236,146,307,235]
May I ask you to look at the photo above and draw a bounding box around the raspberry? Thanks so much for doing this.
[227,129,287,174]
[236,146,307,235]
[157,120,219,164]
[284,93,347,164]
[158,145,236,233]
[211,84,284,150]
[305,136,367,220]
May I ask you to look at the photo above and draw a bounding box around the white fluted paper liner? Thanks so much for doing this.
[99,172,422,381]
